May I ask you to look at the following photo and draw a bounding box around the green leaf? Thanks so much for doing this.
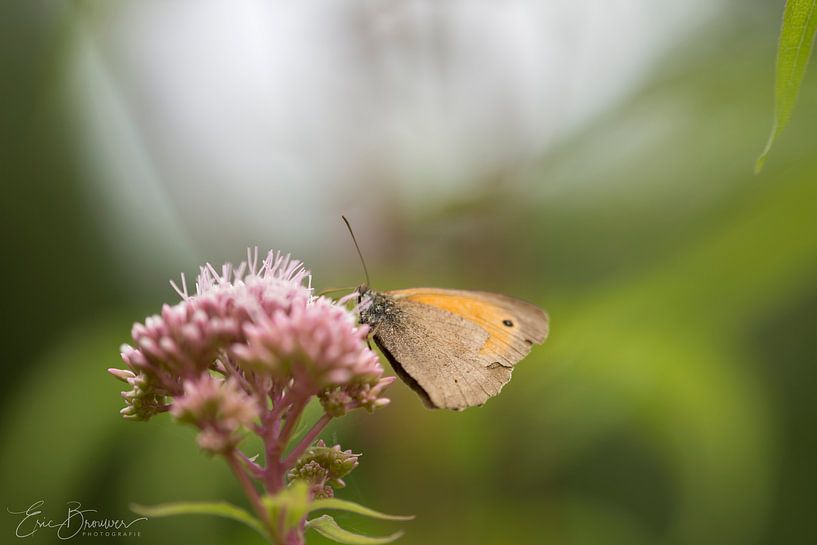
[306,515,404,544]
[130,501,266,538]
[756,0,817,173]
[310,498,414,521]
[262,481,311,531]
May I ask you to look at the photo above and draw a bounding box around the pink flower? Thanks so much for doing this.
[171,374,259,454]
[111,248,393,420]
[110,248,398,541]
[234,296,389,399]
[117,250,312,385]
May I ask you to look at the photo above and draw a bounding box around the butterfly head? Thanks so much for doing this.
[357,287,397,328]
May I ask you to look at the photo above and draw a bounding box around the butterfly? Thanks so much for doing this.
[357,287,548,410]
[340,217,549,410]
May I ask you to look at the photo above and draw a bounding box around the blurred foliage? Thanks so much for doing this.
[0,0,125,408]
[2,2,817,545]
[757,0,817,172]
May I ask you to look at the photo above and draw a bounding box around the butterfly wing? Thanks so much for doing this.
[373,288,549,410]
[389,288,550,365]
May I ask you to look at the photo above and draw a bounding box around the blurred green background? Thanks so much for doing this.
[2,1,816,544]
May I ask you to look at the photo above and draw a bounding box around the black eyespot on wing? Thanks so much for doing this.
[502,319,514,327]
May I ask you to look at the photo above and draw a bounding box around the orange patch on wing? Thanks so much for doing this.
[399,291,513,356]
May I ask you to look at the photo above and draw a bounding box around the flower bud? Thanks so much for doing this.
[287,440,360,499]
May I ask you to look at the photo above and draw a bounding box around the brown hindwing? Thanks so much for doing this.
[372,289,548,410]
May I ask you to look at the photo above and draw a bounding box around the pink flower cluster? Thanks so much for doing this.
[110,249,404,545]
[110,249,393,452]
[236,296,392,414]
[170,375,259,454]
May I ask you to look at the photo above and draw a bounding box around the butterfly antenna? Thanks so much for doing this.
[316,286,357,297]
[342,215,371,287]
